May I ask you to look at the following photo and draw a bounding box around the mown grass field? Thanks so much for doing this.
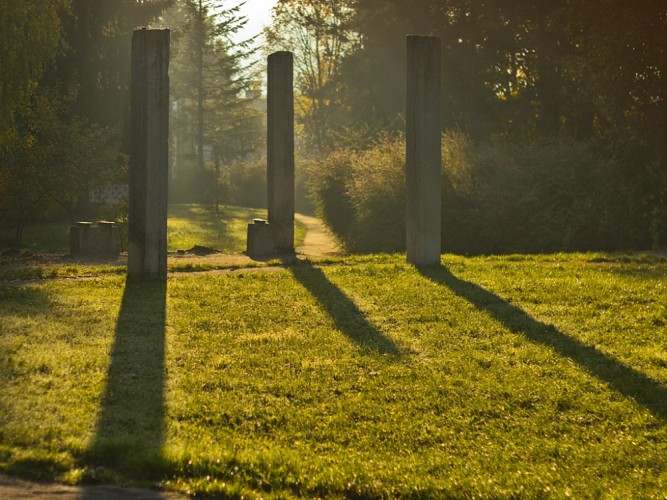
[0,253,666,497]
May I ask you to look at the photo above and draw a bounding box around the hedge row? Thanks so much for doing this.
[309,133,664,254]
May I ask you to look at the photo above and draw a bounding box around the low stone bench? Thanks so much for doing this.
[70,221,120,256]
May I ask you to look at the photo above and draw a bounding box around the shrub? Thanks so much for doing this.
[311,132,655,254]
[223,159,267,209]
[442,138,650,253]
[345,136,406,252]
[217,158,314,214]
[308,149,357,248]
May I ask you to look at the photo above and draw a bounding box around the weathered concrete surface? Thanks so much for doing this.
[246,219,277,256]
[267,51,295,253]
[70,222,120,256]
[406,35,442,267]
[128,28,170,280]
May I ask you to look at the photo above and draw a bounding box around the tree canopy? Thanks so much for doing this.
[0,0,68,130]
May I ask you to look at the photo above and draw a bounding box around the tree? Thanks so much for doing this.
[166,0,263,203]
[0,0,68,130]
[45,0,172,133]
[558,0,667,246]
[265,0,358,154]
[1,1,167,244]
[0,87,121,246]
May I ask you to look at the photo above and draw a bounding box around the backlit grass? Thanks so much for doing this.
[0,204,307,254]
[0,253,666,497]
[168,204,307,253]
[167,204,266,253]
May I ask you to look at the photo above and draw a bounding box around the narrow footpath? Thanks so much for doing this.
[295,213,342,258]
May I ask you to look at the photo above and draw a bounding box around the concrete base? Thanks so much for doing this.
[70,221,120,256]
[246,219,295,257]
[247,220,275,256]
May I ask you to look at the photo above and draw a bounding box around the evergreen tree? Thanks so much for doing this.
[47,0,172,131]
[165,0,263,203]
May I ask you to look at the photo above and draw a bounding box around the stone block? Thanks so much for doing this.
[246,219,276,257]
[70,221,120,256]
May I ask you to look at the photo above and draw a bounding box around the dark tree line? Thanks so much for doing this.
[2,1,665,249]
[335,0,666,145]
[1,0,171,245]
[275,0,666,250]
[268,0,666,151]
[1,0,261,246]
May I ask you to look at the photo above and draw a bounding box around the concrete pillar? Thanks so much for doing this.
[406,35,442,267]
[128,29,170,279]
[267,51,295,253]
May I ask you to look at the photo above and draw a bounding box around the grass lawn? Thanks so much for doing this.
[168,204,307,253]
[0,253,666,497]
[0,204,306,254]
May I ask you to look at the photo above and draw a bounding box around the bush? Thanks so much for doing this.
[223,159,267,209]
[310,133,655,254]
[309,136,405,252]
[308,150,357,248]
[442,137,650,253]
[217,158,314,214]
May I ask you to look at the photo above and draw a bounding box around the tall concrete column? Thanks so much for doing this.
[128,28,170,279]
[267,51,295,253]
[406,35,442,267]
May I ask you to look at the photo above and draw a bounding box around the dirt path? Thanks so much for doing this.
[164,213,342,272]
[0,474,187,499]
[295,213,342,258]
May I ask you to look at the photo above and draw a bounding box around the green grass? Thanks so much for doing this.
[167,204,264,253]
[1,253,666,497]
[0,204,307,254]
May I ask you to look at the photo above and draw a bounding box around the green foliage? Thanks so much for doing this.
[0,1,169,245]
[274,0,666,224]
[0,0,68,129]
[0,88,123,246]
[50,0,171,128]
[221,159,267,209]
[441,136,653,254]
[0,253,666,497]
[308,149,357,247]
[309,135,405,252]
[266,0,358,154]
[220,157,315,214]
[311,133,657,254]
[166,0,263,194]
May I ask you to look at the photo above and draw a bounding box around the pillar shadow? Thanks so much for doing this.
[85,278,167,482]
[289,262,401,356]
[419,265,667,421]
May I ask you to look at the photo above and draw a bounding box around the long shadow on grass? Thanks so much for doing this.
[420,265,667,421]
[85,278,167,482]
[290,262,401,355]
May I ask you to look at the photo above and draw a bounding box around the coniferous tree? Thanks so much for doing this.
[165,0,263,203]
